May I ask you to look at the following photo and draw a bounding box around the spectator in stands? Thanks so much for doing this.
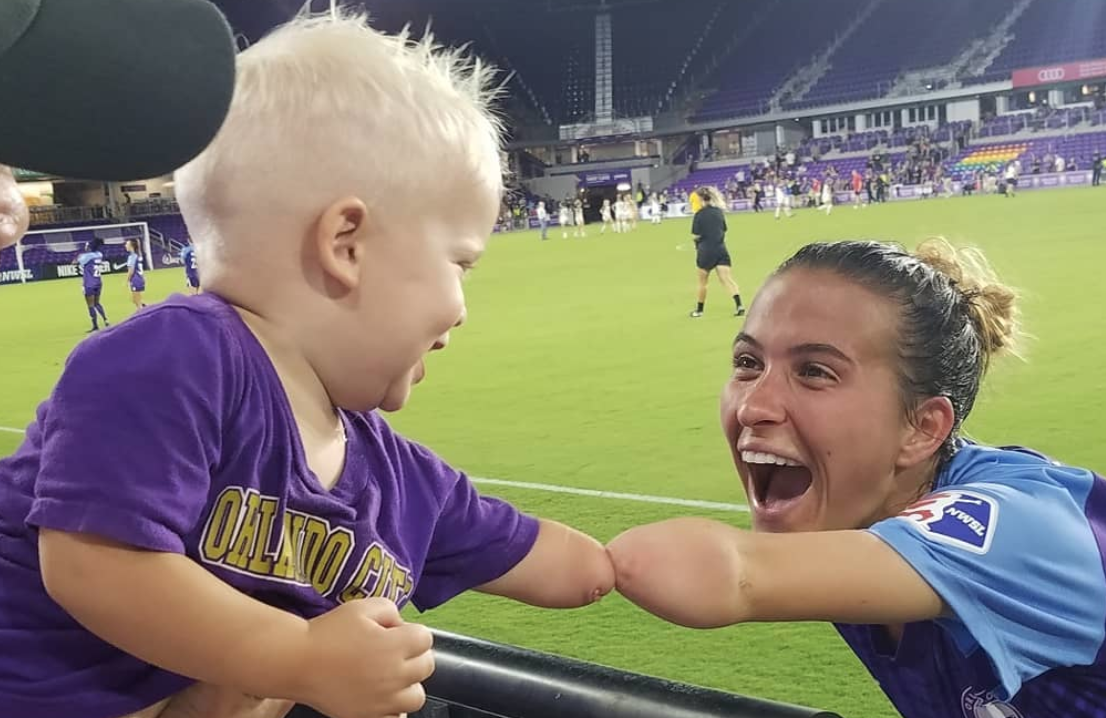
[609,238,1106,718]
[0,15,616,718]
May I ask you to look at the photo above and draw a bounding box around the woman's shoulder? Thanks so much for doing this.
[941,442,1100,502]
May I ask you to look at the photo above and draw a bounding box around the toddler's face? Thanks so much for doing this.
[338,186,498,412]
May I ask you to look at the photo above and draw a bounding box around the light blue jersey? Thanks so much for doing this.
[837,442,1106,718]
[76,251,103,291]
[181,245,199,287]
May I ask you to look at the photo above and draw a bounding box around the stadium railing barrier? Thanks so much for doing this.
[287,629,844,718]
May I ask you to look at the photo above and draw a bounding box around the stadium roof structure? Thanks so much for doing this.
[213,0,702,40]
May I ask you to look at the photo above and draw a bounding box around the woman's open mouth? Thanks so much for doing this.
[741,450,813,525]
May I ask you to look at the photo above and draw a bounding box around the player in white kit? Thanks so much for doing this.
[820,177,834,215]
[774,181,793,219]
[600,198,613,234]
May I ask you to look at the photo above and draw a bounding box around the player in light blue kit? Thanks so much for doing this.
[610,239,1106,718]
[77,237,110,331]
[181,241,200,294]
[124,238,146,311]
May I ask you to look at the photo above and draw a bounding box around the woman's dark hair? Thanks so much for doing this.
[776,239,1022,464]
[88,238,103,251]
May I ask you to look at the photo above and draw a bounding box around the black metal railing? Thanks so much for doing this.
[28,205,108,226]
[288,630,843,718]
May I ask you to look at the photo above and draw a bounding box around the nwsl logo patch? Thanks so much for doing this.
[896,491,998,554]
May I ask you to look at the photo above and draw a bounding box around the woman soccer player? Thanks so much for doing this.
[610,238,1106,718]
[819,175,834,215]
[687,187,743,318]
[558,202,571,239]
[600,198,613,234]
[75,238,109,331]
[649,192,662,224]
[180,242,201,294]
[536,201,549,241]
[124,238,147,310]
[572,199,586,238]
[773,180,792,219]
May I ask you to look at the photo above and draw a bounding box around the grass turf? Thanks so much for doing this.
[2,188,1104,717]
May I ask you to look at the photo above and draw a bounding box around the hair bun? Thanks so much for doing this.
[913,237,1022,363]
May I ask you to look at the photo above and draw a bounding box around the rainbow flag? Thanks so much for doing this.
[953,143,1029,173]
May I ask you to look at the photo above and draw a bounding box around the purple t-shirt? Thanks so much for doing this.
[0,293,539,718]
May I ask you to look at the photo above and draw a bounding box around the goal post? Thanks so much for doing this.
[2,221,151,285]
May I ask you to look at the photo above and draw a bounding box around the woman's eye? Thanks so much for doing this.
[799,363,834,380]
[732,354,759,370]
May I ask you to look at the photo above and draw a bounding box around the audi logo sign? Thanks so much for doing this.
[1037,67,1067,82]
[1013,57,1106,88]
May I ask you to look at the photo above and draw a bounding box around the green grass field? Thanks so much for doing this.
[2,189,1105,717]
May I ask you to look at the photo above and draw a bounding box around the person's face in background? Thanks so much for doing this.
[0,165,29,249]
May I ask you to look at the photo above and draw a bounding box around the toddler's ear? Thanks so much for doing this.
[314,197,369,291]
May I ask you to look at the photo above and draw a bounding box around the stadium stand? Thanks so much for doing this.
[692,0,858,121]
[797,0,1011,109]
[964,0,1106,85]
[612,2,718,118]
[944,130,1106,179]
[978,107,1106,137]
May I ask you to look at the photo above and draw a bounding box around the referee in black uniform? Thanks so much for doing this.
[689,186,745,318]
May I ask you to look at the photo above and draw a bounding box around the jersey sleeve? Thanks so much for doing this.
[27,307,240,554]
[401,443,540,611]
[869,475,1106,699]
[126,254,137,270]
[691,211,701,236]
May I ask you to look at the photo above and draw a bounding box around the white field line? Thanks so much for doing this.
[0,425,748,512]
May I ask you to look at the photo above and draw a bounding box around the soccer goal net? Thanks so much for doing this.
[1,222,152,285]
